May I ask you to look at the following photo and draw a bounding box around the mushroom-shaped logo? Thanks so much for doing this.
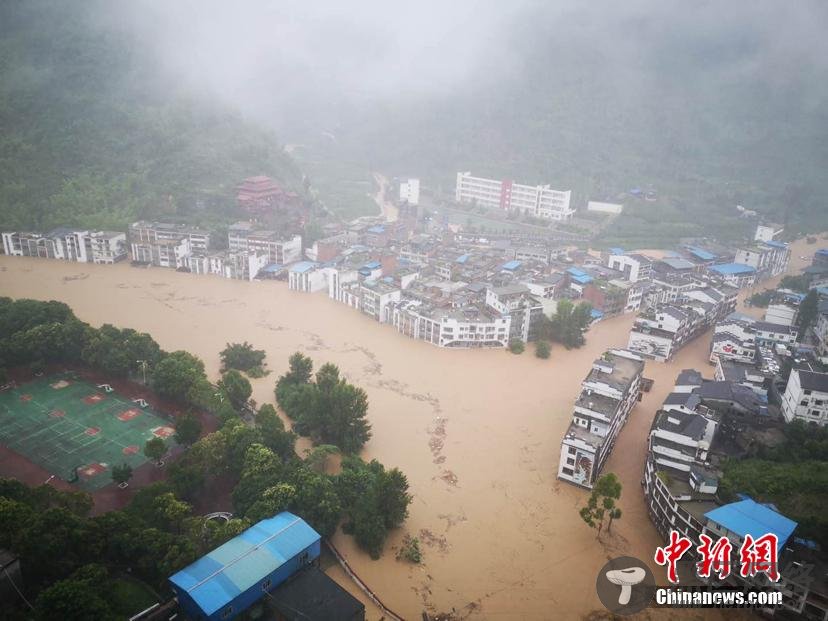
[605,566,646,605]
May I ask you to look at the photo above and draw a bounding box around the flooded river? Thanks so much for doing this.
[0,239,816,619]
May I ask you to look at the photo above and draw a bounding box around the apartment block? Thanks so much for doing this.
[558,349,645,488]
[455,172,573,220]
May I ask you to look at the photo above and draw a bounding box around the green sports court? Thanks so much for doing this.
[0,373,175,492]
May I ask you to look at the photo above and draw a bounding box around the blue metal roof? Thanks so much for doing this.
[566,267,587,277]
[709,262,756,275]
[609,247,624,255]
[366,225,385,234]
[590,309,604,319]
[817,248,828,256]
[456,254,470,264]
[704,499,797,551]
[502,260,522,270]
[289,261,317,274]
[687,246,716,261]
[261,263,284,274]
[764,240,787,249]
[571,274,593,284]
[362,261,381,269]
[169,513,320,616]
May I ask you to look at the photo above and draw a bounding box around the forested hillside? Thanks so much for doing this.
[279,3,828,245]
[0,1,301,232]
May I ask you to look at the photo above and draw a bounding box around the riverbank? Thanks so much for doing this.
[0,238,816,618]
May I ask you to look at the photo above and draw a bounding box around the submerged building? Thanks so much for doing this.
[558,349,645,488]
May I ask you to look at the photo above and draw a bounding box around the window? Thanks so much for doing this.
[262,578,272,591]
[801,400,809,406]
[298,551,309,565]
[566,457,575,466]
[222,607,234,619]
[804,390,812,395]
[568,446,576,455]
[562,467,574,476]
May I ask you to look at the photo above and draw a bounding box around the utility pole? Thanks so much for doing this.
[136,360,148,385]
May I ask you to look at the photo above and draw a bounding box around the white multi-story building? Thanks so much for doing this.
[815,309,828,358]
[710,316,756,364]
[129,221,210,269]
[558,349,645,488]
[485,285,544,342]
[607,252,653,282]
[190,249,270,281]
[629,285,735,362]
[288,262,330,293]
[399,178,420,206]
[781,369,828,426]
[734,241,790,281]
[391,299,511,348]
[2,229,127,264]
[228,222,302,265]
[455,172,574,220]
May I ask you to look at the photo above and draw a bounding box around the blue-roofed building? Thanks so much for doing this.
[501,259,522,271]
[455,253,470,264]
[708,263,757,289]
[704,498,797,553]
[686,246,717,262]
[609,247,624,256]
[169,513,321,620]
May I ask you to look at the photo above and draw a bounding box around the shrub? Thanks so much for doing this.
[508,340,525,354]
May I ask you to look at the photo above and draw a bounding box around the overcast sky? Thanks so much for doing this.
[111,1,828,135]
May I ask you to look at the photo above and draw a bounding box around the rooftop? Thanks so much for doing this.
[169,513,320,616]
[709,263,756,276]
[705,498,797,551]
[797,369,828,393]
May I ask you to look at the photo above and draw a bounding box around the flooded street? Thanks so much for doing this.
[0,240,815,619]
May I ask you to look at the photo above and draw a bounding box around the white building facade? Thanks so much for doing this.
[455,172,574,220]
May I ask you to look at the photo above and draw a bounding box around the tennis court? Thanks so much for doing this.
[0,373,175,492]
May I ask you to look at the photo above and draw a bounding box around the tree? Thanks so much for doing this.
[34,564,115,621]
[547,299,593,349]
[144,437,167,465]
[304,445,339,474]
[174,413,202,446]
[218,369,252,410]
[797,289,819,336]
[151,351,208,404]
[111,463,133,486]
[508,339,525,354]
[535,340,551,359]
[579,473,622,540]
[257,404,297,460]
[780,274,810,293]
[220,341,267,374]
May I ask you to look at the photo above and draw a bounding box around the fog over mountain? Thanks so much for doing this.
[2,1,827,241]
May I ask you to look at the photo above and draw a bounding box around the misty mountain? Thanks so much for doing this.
[0,1,301,231]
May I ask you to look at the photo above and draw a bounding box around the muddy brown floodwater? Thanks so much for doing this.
[0,238,818,620]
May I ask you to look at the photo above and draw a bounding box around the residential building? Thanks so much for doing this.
[129,221,210,269]
[485,285,544,342]
[781,369,828,426]
[642,371,828,621]
[558,349,645,488]
[607,252,653,282]
[707,263,757,289]
[391,299,511,348]
[287,262,329,293]
[754,223,783,243]
[582,280,629,317]
[399,178,420,205]
[734,241,790,281]
[815,308,828,357]
[228,222,302,265]
[1,229,127,264]
[190,249,270,281]
[710,316,756,365]
[455,171,574,220]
